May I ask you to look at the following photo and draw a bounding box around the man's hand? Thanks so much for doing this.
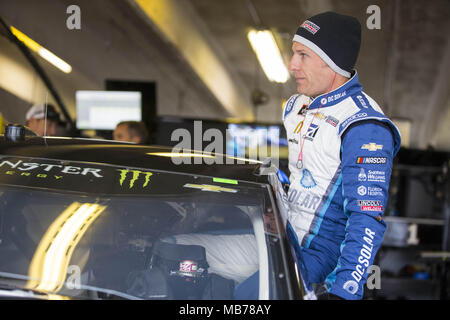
[277,169,290,192]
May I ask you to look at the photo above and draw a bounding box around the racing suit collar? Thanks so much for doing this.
[308,71,362,110]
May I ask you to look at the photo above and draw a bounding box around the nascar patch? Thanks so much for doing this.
[356,157,387,164]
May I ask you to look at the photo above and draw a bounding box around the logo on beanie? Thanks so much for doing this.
[300,20,320,35]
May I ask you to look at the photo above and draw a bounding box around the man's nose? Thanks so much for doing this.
[288,55,299,72]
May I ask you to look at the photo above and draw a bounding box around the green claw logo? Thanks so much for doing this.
[118,169,153,188]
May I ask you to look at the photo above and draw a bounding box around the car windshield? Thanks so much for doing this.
[0,156,286,300]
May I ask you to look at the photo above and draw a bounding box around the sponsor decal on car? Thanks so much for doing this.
[173,260,206,278]
[212,177,238,185]
[118,169,153,188]
[183,184,237,193]
[1,170,64,181]
[179,260,198,273]
[0,159,104,180]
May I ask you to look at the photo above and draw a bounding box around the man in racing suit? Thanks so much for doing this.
[282,12,401,300]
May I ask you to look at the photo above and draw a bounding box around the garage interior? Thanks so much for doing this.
[0,0,449,300]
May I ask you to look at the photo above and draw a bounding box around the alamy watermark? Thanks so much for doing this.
[65,264,81,289]
[366,5,381,30]
[366,265,381,290]
[66,5,81,30]
[341,264,381,296]
[169,121,280,173]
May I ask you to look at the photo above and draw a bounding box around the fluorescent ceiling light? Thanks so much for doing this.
[247,29,289,83]
[10,26,72,73]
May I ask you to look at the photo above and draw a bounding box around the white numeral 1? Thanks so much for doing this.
[407,224,420,245]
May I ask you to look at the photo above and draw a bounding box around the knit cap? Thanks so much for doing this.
[293,12,361,78]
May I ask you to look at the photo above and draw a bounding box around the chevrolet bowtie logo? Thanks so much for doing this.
[118,169,153,188]
[361,143,383,151]
[184,184,237,193]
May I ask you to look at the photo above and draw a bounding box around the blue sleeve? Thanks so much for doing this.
[327,121,394,300]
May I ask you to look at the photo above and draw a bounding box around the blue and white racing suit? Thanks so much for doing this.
[282,72,401,300]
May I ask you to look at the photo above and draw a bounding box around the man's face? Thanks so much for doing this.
[27,118,57,136]
[113,124,140,143]
[289,42,336,97]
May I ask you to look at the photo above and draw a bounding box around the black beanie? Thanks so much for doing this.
[293,12,361,78]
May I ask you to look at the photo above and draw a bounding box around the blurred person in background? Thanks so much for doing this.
[25,103,61,136]
[113,120,149,144]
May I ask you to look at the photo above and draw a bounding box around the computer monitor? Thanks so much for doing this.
[226,123,286,158]
[76,90,142,130]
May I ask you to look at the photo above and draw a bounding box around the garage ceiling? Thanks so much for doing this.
[186,0,450,150]
[0,0,448,150]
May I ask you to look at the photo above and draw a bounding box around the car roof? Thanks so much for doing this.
[0,136,266,183]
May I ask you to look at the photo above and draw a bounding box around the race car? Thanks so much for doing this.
[0,124,311,300]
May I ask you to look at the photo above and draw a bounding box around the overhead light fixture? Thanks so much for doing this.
[10,26,72,73]
[247,29,289,83]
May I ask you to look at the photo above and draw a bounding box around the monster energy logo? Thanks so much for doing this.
[118,169,153,188]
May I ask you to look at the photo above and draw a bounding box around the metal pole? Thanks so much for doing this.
[440,161,449,299]
[0,15,75,133]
